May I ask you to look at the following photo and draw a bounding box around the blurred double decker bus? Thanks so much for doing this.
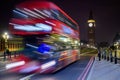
[8,0,80,73]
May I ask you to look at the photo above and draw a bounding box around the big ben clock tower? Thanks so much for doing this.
[87,11,96,46]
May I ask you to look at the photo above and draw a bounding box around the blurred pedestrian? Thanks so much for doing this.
[106,48,109,61]
[97,48,101,61]
[109,49,113,62]
[101,48,104,59]
[6,49,11,60]
[3,50,6,61]
[114,50,117,64]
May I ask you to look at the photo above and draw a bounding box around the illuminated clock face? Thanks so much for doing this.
[88,23,93,27]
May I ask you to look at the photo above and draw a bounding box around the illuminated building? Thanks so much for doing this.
[87,10,96,46]
[0,37,24,52]
[0,38,5,51]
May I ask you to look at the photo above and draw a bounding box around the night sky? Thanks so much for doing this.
[0,0,120,44]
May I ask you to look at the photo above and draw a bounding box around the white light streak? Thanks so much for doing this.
[24,8,45,19]
[43,10,51,16]
[41,60,56,70]
[16,8,38,18]
[45,21,56,26]
[26,44,38,49]
[9,23,19,26]
[35,23,52,31]
[13,23,52,32]
[34,8,49,17]
[19,65,39,73]
[51,10,59,16]
[6,61,25,69]
[13,10,28,18]
[14,25,42,31]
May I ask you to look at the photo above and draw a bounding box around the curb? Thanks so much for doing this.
[77,56,95,80]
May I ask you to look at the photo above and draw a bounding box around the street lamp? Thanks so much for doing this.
[2,32,9,49]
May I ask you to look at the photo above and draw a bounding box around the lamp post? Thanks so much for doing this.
[2,32,9,49]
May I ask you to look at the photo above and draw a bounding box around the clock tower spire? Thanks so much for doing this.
[87,10,96,47]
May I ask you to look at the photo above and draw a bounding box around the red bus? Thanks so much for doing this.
[8,1,80,73]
